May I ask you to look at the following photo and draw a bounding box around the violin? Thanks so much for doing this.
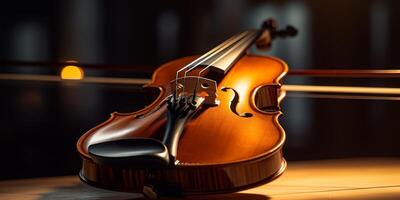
[76,19,297,198]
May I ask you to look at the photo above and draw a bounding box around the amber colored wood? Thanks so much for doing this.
[1,158,399,199]
[76,54,288,195]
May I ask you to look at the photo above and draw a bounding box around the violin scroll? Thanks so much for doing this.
[77,19,291,197]
[256,18,298,50]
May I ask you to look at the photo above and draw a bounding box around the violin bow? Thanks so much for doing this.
[1,63,400,100]
[288,69,400,78]
[281,69,400,100]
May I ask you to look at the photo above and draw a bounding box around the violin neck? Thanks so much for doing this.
[185,30,261,76]
[201,30,261,74]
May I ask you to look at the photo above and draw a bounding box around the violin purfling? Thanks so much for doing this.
[76,19,297,198]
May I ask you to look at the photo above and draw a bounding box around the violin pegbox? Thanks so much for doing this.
[256,18,298,50]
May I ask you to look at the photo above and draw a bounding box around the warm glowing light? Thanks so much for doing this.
[282,85,400,95]
[234,79,251,97]
[61,65,84,80]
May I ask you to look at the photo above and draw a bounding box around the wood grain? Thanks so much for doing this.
[76,55,288,194]
[1,158,399,200]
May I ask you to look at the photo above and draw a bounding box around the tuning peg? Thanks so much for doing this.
[261,18,298,39]
[281,25,298,37]
[257,18,298,51]
[262,19,277,32]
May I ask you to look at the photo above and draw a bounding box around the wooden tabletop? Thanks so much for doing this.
[1,158,399,200]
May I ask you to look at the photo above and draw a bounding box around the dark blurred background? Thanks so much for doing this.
[0,0,399,180]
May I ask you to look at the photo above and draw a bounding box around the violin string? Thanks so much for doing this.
[191,31,258,101]
[197,30,257,77]
[182,31,249,77]
[174,32,247,100]
[174,31,249,100]
[177,32,250,101]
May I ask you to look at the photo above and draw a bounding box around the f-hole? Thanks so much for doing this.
[221,87,253,118]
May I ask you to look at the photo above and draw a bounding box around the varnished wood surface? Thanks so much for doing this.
[76,55,288,193]
[1,158,399,199]
[287,69,400,77]
[77,55,288,164]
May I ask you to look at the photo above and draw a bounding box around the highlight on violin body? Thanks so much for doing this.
[2,2,400,200]
[76,19,296,198]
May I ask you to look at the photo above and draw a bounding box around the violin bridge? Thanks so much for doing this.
[171,76,219,106]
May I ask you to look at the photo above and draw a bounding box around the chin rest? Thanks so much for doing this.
[88,138,170,168]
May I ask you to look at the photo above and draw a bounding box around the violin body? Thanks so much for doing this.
[77,54,288,196]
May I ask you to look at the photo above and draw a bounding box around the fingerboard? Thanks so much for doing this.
[201,30,260,74]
